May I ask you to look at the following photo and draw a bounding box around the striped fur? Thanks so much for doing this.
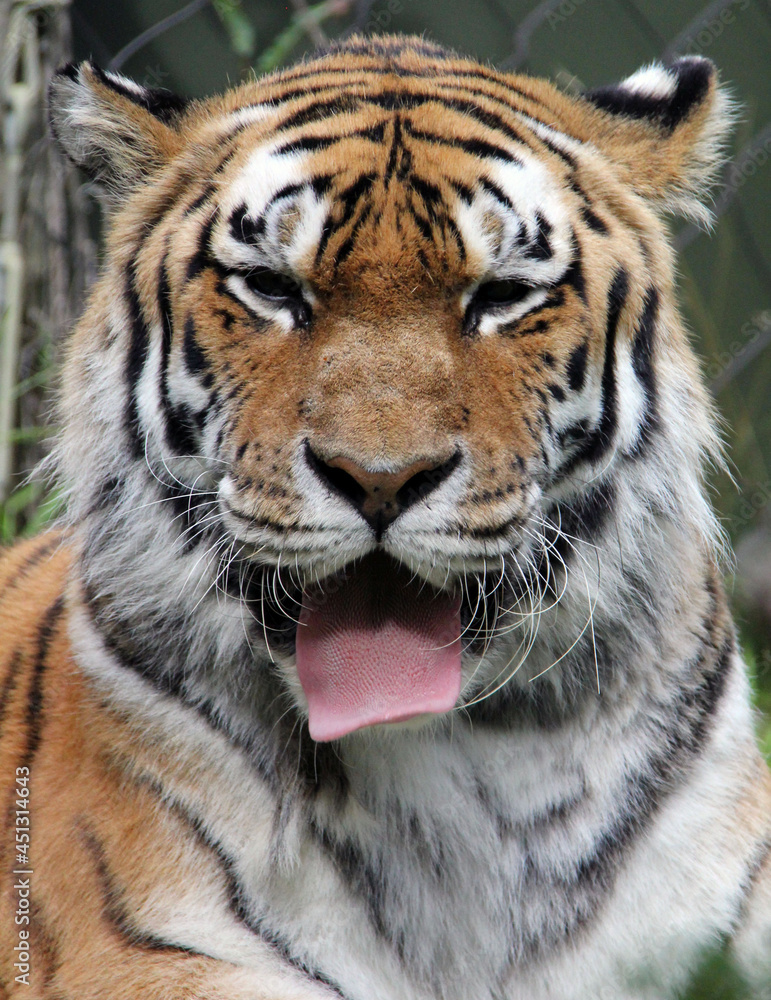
[1,37,769,998]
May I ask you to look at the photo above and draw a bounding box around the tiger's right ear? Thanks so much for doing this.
[48,63,189,208]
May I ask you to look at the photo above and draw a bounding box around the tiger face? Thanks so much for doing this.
[50,38,727,742]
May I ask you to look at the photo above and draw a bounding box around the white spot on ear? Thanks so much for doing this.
[619,64,678,101]
[103,69,149,99]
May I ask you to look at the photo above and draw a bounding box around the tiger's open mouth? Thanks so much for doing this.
[296,553,463,741]
[223,551,505,740]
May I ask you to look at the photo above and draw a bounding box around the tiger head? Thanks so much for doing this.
[49,38,729,744]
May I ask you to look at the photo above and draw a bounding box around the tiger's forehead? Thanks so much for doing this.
[212,93,575,293]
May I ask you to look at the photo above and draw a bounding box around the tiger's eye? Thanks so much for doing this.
[474,278,532,306]
[245,268,303,301]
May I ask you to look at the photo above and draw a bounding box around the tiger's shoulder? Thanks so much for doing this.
[0,533,74,742]
[0,533,322,999]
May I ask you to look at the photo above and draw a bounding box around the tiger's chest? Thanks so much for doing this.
[95,651,751,1000]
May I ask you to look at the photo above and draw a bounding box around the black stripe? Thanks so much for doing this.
[215,272,268,318]
[186,210,219,280]
[403,122,518,164]
[626,287,660,459]
[269,63,549,112]
[410,175,444,220]
[478,176,514,212]
[77,821,201,954]
[566,340,588,392]
[457,512,523,541]
[571,629,734,915]
[228,203,265,248]
[314,219,334,266]
[448,178,473,204]
[530,129,578,170]
[384,115,402,185]
[334,204,372,269]
[321,175,376,268]
[310,174,334,196]
[184,182,216,216]
[559,479,616,542]
[408,201,433,243]
[250,917,351,998]
[581,204,608,234]
[453,136,518,164]
[275,123,385,156]
[130,782,352,998]
[0,535,62,606]
[275,134,340,155]
[431,94,530,154]
[593,269,629,456]
[548,383,566,402]
[54,62,78,81]
[267,70,551,133]
[80,578,285,788]
[157,256,178,451]
[211,145,240,175]
[0,650,24,744]
[124,267,150,459]
[183,316,214,389]
[87,475,124,516]
[561,247,586,302]
[24,596,65,765]
[310,823,390,941]
[563,269,628,472]
[343,89,423,112]
[157,254,198,456]
[276,94,361,131]
[337,173,376,226]
[444,214,467,262]
[268,182,305,207]
[524,211,553,261]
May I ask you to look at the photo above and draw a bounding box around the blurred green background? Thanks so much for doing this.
[1,1,769,995]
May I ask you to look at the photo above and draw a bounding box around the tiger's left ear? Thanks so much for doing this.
[578,58,734,224]
[49,62,189,209]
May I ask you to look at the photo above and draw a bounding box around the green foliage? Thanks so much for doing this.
[682,949,753,1000]
[212,0,256,58]
[256,1,351,74]
[0,480,62,545]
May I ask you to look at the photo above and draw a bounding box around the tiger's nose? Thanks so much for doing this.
[304,441,461,540]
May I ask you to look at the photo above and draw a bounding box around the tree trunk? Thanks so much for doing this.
[0,0,96,534]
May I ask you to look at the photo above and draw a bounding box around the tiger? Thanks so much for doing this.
[0,32,769,1000]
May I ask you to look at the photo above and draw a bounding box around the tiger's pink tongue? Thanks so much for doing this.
[296,555,461,742]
